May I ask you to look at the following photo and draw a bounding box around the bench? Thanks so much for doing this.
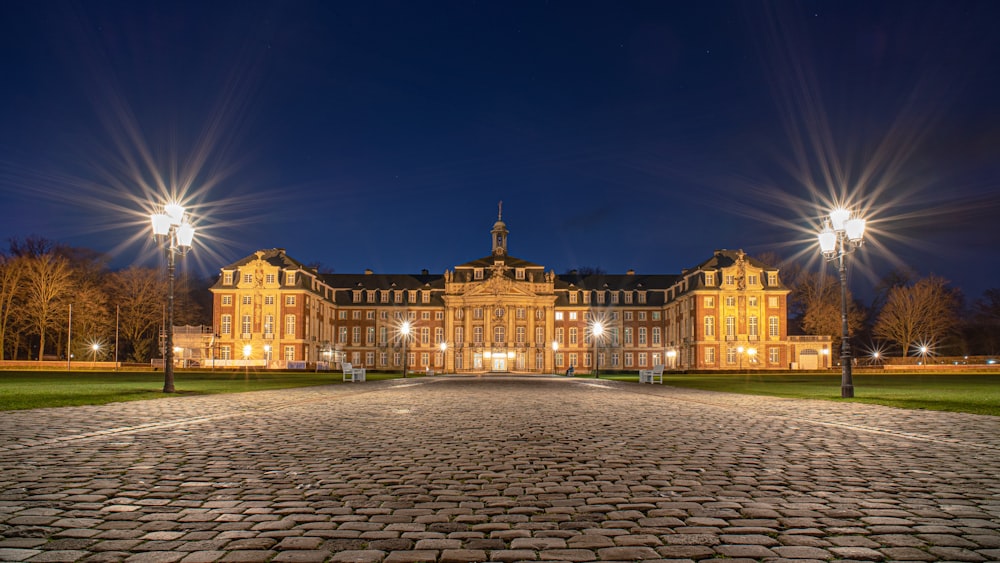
[342,362,366,382]
[639,364,664,384]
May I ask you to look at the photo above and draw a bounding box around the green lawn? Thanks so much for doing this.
[602,372,1000,416]
[0,370,405,411]
[1,370,998,416]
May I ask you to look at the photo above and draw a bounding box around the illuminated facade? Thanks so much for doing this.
[210,212,829,372]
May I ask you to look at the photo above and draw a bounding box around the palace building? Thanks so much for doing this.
[209,211,830,373]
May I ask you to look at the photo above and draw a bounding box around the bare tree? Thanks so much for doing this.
[21,253,73,360]
[107,266,166,362]
[0,254,26,360]
[793,271,865,351]
[874,276,959,356]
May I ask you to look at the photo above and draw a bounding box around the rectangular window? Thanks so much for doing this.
[611,293,619,304]
[223,272,233,285]
[569,327,578,345]
[265,295,274,305]
[769,347,780,364]
[705,297,714,308]
[569,292,578,304]
[284,346,295,361]
[435,327,444,344]
[769,316,780,337]
[555,353,564,367]
[243,273,253,284]
[435,311,444,320]
[652,311,661,321]
[422,291,430,304]
[555,311,563,321]
[726,296,736,307]
[749,296,758,308]
[264,315,274,336]
[638,311,646,321]
[353,311,362,320]
[339,311,348,320]
[638,352,647,367]
[768,273,778,286]
[638,292,646,304]
[624,292,633,304]
[352,326,361,345]
[569,311,577,321]
[368,311,376,320]
[625,353,633,367]
[474,326,483,344]
[624,328,633,345]
[285,296,296,306]
[381,291,389,303]
[380,353,387,367]
[286,272,295,285]
[705,272,715,286]
[769,296,779,308]
[569,353,577,368]
[516,326,526,344]
[556,327,564,344]
[338,327,347,343]
[474,268,483,280]
[222,295,232,305]
[704,316,715,337]
[220,345,231,360]
[421,352,429,367]
[474,308,483,320]
[421,311,430,320]
[456,326,464,344]
[379,326,388,345]
[367,327,376,345]
[395,291,403,303]
[725,274,734,285]
[241,315,251,336]
[705,347,716,364]
[535,327,544,345]
[367,290,375,303]
[652,327,661,345]
[749,316,759,337]
[493,326,504,344]
[380,311,388,320]
[366,352,375,366]
[624,311,633,321]
[638,327,647,345]
[727,347,737,364]
[421,327,430,345]
[221,315,232,335]
[726,316,735,337]
[516,268,525,280]
[516,307,525,320]
[284,315,296,336]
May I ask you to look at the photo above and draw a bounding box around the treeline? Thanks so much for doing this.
[0,237,211,362]
[757,252,1000,358]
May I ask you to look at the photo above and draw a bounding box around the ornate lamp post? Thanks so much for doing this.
[818,207,866,398]
[400,320,412,378]
[150,202,195,393]
[591,320,604,378]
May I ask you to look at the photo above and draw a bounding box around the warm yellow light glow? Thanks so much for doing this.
[440,342,447,352]
[747,347,757,357]
[242,344,252,358]
[92,343,100,352]
[552,341,559,351]
[165,202,185,225]
[400,320,412,336]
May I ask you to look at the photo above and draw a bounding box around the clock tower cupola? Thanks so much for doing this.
[491,201,508,257]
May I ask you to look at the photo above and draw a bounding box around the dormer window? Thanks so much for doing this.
[353,290,361,303]
[768,272,778,286]
[516,268,525,280]
[223,272,233,285]
[705,272,715,286]
[474,268,484,280]
[569,292,578,304]
[286,272,296,285]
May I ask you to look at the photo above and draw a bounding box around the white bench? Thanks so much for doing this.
[639,364,664,384]
[342,362,366,382]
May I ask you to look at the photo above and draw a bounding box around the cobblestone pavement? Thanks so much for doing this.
[1,376,998,563]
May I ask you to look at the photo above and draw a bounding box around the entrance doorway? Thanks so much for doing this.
[492,357,506,371]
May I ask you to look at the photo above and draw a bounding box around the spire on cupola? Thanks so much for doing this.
[491,200,508,256]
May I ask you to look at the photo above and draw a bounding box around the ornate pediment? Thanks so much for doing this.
[464,274,537,297]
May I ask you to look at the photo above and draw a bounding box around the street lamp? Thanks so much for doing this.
[591,320,604,378]
[91,343,100,367]
[150,201,195,393]
[818,206,866,398]
[747,347,757,368]
[440,341,447,373]
[552,341,559,375]
[400,320,412,378]
[737,345,745,370]
[666,348,677,369]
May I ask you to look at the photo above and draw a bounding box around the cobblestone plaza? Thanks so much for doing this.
[1,377,998,562]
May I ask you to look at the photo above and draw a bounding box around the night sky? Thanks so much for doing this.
[1,1,998,302]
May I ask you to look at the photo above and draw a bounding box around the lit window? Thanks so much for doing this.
[243,274,253,284]
[223,272,233,285]
[704,317,715,337]
[285,296,296,306]
[265,296,274,305]
[705,273,714,286]
[242,295,252,305]
[221,315,232,335]
[705,297,714,308]
[569,312,577,321]
[705,347,716,364]
[284,315,296,336]
[222,295,232,305]
[555,311,564,321]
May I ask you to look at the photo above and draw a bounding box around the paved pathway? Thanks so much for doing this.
[1,376,998,563]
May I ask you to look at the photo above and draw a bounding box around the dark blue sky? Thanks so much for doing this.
[1,1,998,301]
